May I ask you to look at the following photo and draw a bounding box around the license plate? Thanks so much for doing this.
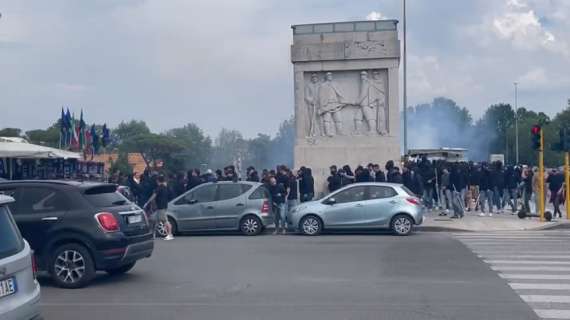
[128,215,143,224]
[0,277,17,299]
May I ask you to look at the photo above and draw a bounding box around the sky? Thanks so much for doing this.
[0,0,569,138]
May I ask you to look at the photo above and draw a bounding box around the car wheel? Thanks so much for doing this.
[49,243,95,289]
[105,262,136,276]
[391,214,414,236]
[300,215,322,236]
[240,215,262,236]
[155,221,168,238]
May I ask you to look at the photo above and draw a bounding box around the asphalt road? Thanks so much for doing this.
[40,232,537,320]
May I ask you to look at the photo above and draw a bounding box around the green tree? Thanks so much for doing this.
[121,133,184,172]
[269,117,295,168]
[26,122,60,147]
[0,128,22,137]
[113,120,151,144]
[476,103,515,162]
[166,123,212,170]
[247,133,272,170]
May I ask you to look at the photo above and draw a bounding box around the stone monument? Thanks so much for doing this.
[291,20,401,194]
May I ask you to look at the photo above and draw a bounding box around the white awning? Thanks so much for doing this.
[0,141,81,159]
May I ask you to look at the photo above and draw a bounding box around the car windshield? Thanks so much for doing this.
[84,185,130,207]
[0,206,24,260]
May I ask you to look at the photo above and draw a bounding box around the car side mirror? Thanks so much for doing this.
[188,199,198,204]
[324,198,336,205]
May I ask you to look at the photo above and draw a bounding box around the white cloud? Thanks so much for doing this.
[366,11,384,21]
[491,1,569,56]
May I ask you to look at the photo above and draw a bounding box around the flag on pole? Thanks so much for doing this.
[65,109,72,147]
[79,110,86,150]
[59,107,66,148]
[91,125,100,154]
[71,113,79,149]
[102,124,110,147]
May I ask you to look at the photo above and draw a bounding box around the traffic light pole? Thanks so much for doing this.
[566,152,570,220]
[539,134,545,221]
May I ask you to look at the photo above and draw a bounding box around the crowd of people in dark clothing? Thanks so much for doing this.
[325,157,567,219]
[109,156,567,229]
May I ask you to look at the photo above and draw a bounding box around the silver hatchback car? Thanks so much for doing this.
[0,195,41,320]
[287,182,424,236]
[165,181,274,236]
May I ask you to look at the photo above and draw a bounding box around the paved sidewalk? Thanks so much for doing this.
[420,209,570,232]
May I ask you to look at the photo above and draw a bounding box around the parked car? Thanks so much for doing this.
[163,181,274,236]
[0,180,154,289]
[0,195,41,320]
[287,182,424,236]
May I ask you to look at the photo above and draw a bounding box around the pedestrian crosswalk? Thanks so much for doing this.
[454,231,570,319]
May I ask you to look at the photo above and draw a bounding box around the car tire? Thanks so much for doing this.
[105,262,136,276]
[391,214,414,236]
[299,215,322,236]
[240,215,262,236]
[49,243,95,289]
[155,221,167,238]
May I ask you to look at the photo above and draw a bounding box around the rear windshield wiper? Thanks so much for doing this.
[112,200,127,205]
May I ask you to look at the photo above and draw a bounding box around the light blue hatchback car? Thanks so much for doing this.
[287,182,424,236]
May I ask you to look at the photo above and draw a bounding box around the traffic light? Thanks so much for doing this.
[531,125,542,150]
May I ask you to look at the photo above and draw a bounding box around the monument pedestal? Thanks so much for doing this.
[290,20,402,194]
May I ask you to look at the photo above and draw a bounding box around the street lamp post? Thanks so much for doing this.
[514,82,519,164]
[403,0,408,155]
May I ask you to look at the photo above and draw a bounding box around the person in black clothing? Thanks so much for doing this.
[478,164,493,216]
[418,156,436,209]
[503,166,518,213]
[467,163,481,212]
[547,169,564,218]
[298,167,315,202]
[146,175,174,240]
[287,170,299,212]
[127,173,142,204]
[327,165,342,193]
[391,167,403,184]
[187,169,203,191]
[490,161,505,213]
[215,169,224,181]
[268,176,287,234]
[246,166,260,182]
[355,165,372,183]
[340,165,355,186]
[402,165,422,196]
[373,164,386,182]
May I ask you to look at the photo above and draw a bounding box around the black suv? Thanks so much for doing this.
[0,180,154,288]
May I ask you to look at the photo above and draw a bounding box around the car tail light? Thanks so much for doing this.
[261,200,270,216]
[406,197,421,206]
[95,212,120,232]
[31,254,38,279]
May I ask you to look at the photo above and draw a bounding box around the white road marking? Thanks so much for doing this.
[509,283,570,290]
[534,309,570,319]
[486,260,570,265]
[491,266,570,272]
[521,295,570,303]
[500,273,570,280]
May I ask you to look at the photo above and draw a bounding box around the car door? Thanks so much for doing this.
[171,184,218,230]
[9,187,69,251]
[362,185,399,226]
[322,186,367,228]
[212,184,252,229]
